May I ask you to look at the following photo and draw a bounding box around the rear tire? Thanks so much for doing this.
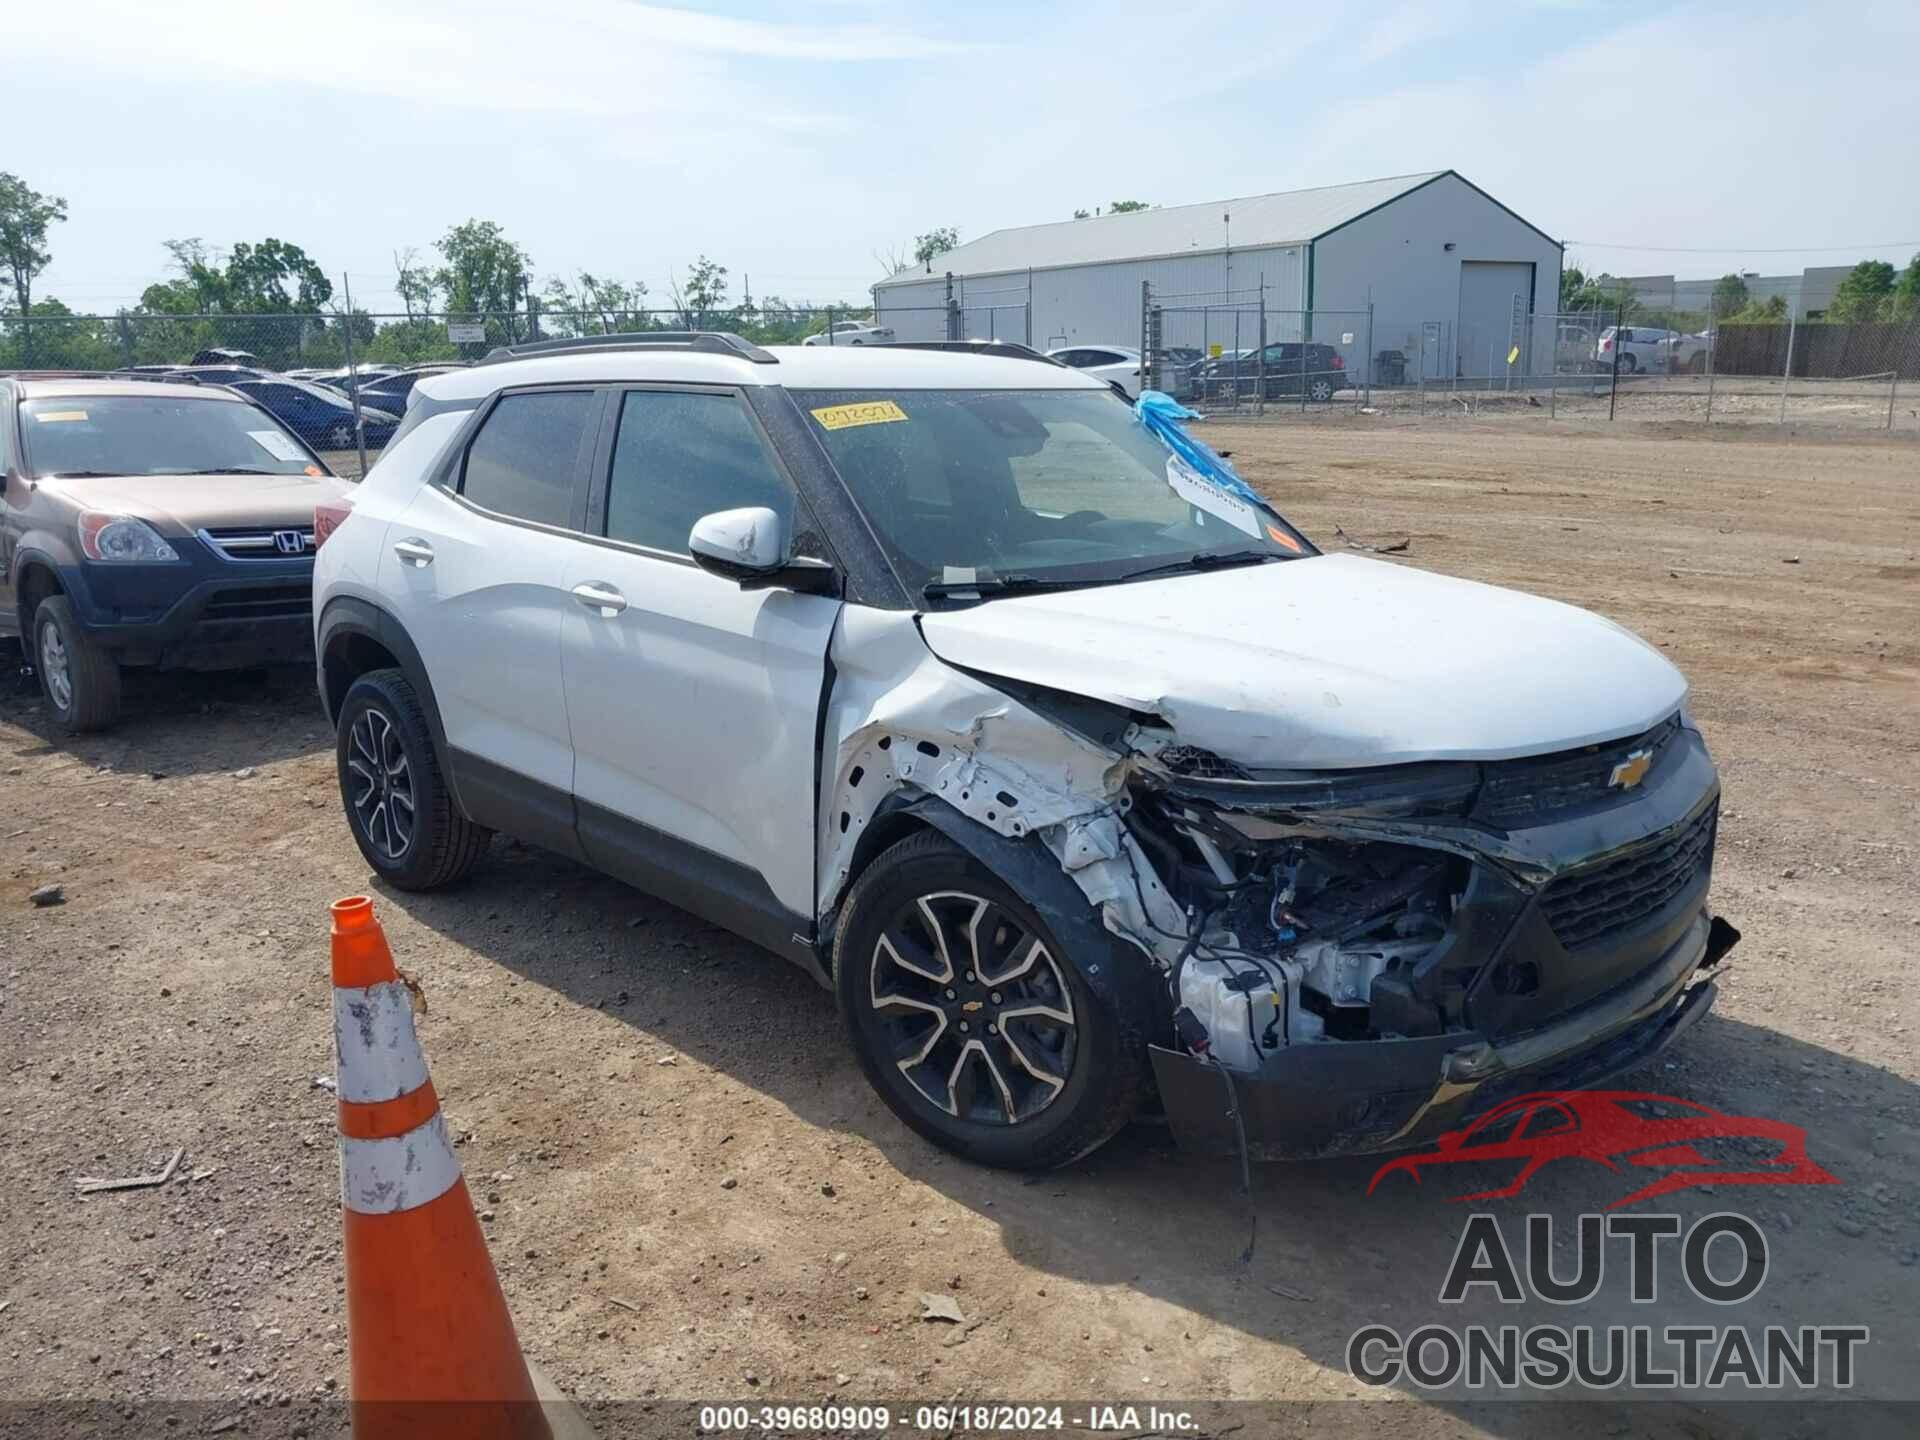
[33,597,121,733]
[336,668,490,889]
[834,830,1154,1170]
[1617,353,1638,375]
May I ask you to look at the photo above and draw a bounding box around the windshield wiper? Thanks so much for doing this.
[920,573,1098,602]
[1117,549,1284,582]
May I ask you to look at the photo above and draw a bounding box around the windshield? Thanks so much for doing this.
[795,388,1310,599]
[20,395,324,478]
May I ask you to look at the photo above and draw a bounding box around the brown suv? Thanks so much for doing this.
[1,375,355,731]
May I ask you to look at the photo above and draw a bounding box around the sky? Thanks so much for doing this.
[14,0,1920,315]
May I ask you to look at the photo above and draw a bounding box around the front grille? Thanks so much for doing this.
[200,526,316,561]
[203,585,312,621]
[1476,716,1682,824]
[1540,801,1717,950]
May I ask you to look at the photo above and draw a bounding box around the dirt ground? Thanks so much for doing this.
[3,416,1917,1437]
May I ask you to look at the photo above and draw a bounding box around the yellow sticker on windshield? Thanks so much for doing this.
[810,400,908,431]
[33,410,88,422]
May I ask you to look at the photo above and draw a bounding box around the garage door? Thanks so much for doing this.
[1457,261,1533,379]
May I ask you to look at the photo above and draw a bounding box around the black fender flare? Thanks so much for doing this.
[900,795,1158,1020]
[316,596,462,814]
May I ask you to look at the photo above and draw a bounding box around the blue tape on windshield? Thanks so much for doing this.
[1132,390,1264,505]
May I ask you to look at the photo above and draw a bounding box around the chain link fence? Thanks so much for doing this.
[1140,283,1919,434]
[6,288,1914,477]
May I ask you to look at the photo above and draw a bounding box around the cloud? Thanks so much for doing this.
[12,0,969,120]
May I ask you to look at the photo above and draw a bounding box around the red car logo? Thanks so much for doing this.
[1367,1090,1838,1210]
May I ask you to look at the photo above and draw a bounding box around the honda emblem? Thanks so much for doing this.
[274,530,309,556]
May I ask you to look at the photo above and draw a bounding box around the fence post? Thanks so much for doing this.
[1138,280,1150,396]
[1255,287,1268,417]
[1888,371,1899,431]
[1608,298,1622,422]
[340,274,368,477]
[826,305,835,345]
[1705,295,1717,425]
[1301,305,1309,413]
[117,313,135,368]
[1779,315,1795,423]
[1364,303,1374,409]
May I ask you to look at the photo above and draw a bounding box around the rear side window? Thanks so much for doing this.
[460,390,595,528]
[603,390,792,555]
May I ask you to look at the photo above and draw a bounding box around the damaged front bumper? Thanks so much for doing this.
[1150,910,1735,1160]
[1144,720,1739,1160]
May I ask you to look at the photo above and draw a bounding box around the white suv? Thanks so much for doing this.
[313,332,1735,1171]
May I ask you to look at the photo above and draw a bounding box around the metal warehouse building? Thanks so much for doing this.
[873,170,1562,382]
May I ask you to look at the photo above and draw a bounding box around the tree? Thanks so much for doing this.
[1559,264,1626,316]
[1108,200,1151,213]
[223,239,332,312]
[393,247,436,320]
[0,172,67,320]
[138,237,330,315]
[1072,209,1091,220]
[671,255,728,325]
[1729,295,1788,323]
[1827,260,1896,322]
[912,227,959,269]
[1711,274,1750,317]
[435,219,532,319]
[1892,254,1920,322]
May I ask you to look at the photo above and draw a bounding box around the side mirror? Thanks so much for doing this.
[688,506,837,596]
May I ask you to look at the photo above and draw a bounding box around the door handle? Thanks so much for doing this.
[571,581,627,616]
[393,537,435,568]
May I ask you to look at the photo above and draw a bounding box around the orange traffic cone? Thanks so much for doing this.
[330,894,551,1439]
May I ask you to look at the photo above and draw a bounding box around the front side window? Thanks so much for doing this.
[19,395,320,477]
[603,390,793,555]
[797,388,1310,602]
[460,389,594,528]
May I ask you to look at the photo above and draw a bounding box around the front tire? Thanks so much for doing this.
[336,668,490,889]
[834,831,1153,1170]
[33,597,121,733]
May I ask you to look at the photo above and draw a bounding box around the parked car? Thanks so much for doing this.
[166,365,269,386]
[189,346,264,368]
[801,321,894,347]
[1188,341,1350,401]
[1595,326,1682,375]
[226,376,401,450]
[1664,332,1711,374]
[1,376,351,730]
[353,365,465,416]
[314,332,1734,1172]
[1045,345,1145,399]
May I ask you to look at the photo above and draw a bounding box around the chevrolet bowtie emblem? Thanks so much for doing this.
[961,1000,984,1013]
[1608,749,1653,790]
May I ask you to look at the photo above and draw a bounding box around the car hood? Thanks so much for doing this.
[916,554,1688,769]
[42,471,353,532]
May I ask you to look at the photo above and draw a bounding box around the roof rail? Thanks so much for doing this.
[0,368,202,385]
[106,369,203,385]
[877,340,1059,365]
[479,331,778,366]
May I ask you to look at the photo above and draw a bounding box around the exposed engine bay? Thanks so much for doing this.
[1127,789,1471,1072]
